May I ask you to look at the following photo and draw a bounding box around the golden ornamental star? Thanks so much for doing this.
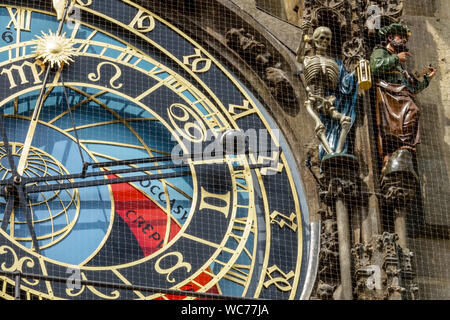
[34,30,77,69]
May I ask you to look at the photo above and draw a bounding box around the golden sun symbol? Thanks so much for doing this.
[34,31,77,69]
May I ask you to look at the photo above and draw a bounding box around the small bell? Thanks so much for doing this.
[356,59,372,90]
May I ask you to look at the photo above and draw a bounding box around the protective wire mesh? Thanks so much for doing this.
[0,0,447,301]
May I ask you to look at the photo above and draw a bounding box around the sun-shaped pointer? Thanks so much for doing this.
[34,30,76,69]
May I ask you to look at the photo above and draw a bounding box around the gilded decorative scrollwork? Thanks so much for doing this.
[0,245,39,286]
[65,272,121,299]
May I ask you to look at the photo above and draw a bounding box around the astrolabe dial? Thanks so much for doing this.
[0,142,80,250]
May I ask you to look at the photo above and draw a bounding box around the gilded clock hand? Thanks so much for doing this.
[5,0,74,254]
[0,114,19,232]
[16,0,73,177]
[58,65,85,166]
[0,115,17,178]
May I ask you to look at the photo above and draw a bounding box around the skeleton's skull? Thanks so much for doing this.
[312,27,332,52]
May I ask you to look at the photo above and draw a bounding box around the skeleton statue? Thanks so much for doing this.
[298,26,352,155]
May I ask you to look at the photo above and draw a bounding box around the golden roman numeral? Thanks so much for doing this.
[233,168,250,192]
[199,187,231,218]
[6,7,32,31]
[222,263,251,286]
[249,151,283,176]
[228,100,256,120]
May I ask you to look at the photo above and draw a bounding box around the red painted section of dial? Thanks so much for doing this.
[108,175,179,257]
[108,175,220,298]
[154,271,220,300]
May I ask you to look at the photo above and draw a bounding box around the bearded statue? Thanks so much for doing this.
[370,23,437,177]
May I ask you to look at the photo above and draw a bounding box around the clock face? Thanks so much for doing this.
[0,0,313,300]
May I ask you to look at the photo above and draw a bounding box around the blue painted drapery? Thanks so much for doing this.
[319,58,359,160]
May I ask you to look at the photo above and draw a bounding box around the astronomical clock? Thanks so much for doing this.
[0,0,318,300]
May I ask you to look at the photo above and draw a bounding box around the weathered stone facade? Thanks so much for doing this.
[236,0,449,299]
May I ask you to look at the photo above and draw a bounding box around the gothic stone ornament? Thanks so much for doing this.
[302,0,350,30]
[225,28,297,108]
[377,232,418,300]
[352,231,417,300]
[301,27,352,155]
[366,0,404,31]
[342,37,366,73]
[312,209,340,300]
[352,242,383,300]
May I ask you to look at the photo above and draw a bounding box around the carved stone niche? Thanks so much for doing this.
[352,232,418,300]
[302,0,351,30]
[311,208,340,300]
[300,0,405,72]
[224,27,298,108]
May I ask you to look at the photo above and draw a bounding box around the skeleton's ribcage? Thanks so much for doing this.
[304,56,339,94]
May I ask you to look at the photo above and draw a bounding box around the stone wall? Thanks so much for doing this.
[402,0,450,300]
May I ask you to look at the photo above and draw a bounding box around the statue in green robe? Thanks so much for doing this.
[369,23,437,175]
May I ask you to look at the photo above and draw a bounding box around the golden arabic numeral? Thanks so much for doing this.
[129,9,155,33]
[183,48,212,73]
[269,210,298,232]
[198,186,231,219]
[6,7,32,32]
[155,251,192,283]
[263,265,295,292]
[168,103,207,142]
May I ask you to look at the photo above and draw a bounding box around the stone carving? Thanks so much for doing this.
[342,37,366,73]
[320,177,358,205]
[302,0,350,29]
[377,232,418,300]
[352,232,418,300]
[225,28,272,71]
[365,0,404,31]
[311,209,341,300]
[225,28,297,107]
[297,0,424,302]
